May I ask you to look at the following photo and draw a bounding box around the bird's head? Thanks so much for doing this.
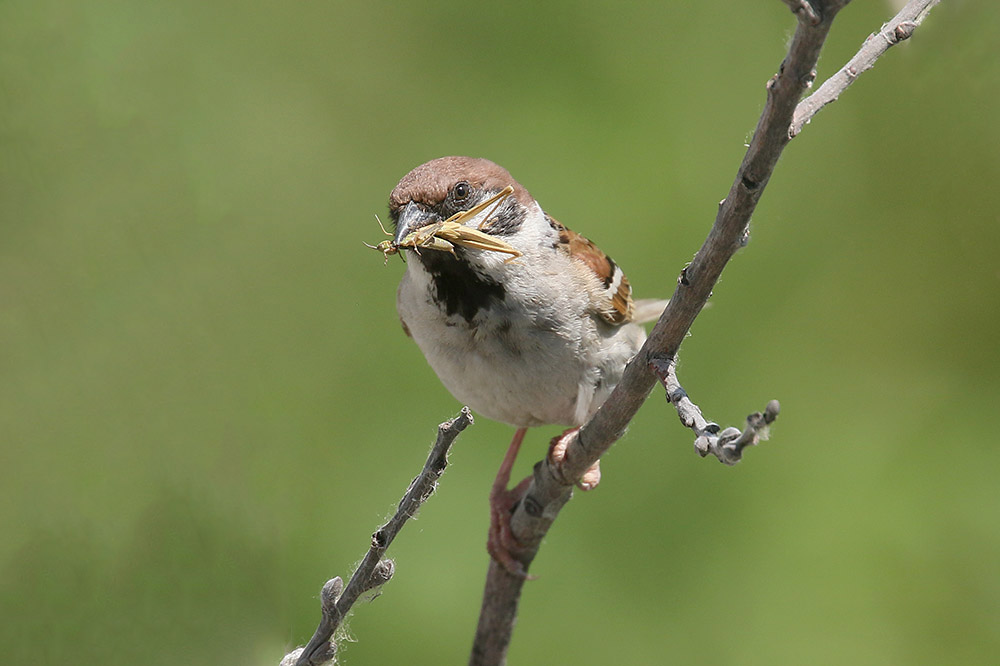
[387,157,539,265]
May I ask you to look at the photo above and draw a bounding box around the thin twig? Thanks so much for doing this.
[791,0,942,137]
[650,356,780,465]
[285,407,474,666]
[471,2,853,664]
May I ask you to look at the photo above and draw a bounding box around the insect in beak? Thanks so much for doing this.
[366,186,523,264]
[363,214,406,265]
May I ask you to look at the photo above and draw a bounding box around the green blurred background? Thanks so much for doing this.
[2,1,998,664]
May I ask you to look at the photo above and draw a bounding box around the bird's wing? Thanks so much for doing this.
[548,216,635,325]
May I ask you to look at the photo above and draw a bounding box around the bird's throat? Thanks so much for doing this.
[418,250,506,324]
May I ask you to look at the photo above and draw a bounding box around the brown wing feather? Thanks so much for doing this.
[549,216,634,325]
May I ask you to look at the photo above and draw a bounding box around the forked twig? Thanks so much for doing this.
[284,407,474,666]
[791,0,942,136]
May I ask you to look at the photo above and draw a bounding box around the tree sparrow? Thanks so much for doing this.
[383,156,665,575]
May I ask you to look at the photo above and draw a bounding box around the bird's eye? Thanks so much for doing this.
[453,181,471,202]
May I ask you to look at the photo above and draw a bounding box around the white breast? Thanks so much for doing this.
[396,243,645,428]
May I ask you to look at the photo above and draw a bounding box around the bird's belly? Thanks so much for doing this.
[396,262,645,428]
[406,315,585,427]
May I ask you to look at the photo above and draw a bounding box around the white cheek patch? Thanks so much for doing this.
[509,203,548,244]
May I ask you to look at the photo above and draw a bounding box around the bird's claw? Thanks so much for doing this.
[548,428,601,491]
[487,475,535,579]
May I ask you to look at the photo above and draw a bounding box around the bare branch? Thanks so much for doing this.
[471,2,855,663]
[650,356,780,465]
[791,0,942,137]
[286,407,474,666]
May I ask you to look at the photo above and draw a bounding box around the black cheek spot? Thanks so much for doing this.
[483,200,524,236]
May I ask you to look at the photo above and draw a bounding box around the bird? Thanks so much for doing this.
[382,156,665,575]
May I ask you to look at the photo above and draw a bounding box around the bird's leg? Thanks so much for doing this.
[548,427,601,491]
[487,427,535,578]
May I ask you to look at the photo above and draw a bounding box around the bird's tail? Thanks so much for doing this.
[632,298,670,324]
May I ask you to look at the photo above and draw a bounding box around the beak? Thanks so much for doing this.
[393,202,438,247]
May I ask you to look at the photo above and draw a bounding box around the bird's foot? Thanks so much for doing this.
[488,474,535,579]
[486,427,535,579]
[548,427,601,491]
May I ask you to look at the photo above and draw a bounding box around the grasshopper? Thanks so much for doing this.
[366,185,523,264]
[364,214,459,264]
[364,214,411,265]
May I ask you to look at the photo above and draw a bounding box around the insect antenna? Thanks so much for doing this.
[374,213,393,237]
